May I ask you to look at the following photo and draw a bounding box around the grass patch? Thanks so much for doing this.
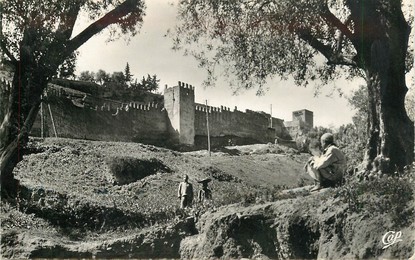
[337,165,415,228]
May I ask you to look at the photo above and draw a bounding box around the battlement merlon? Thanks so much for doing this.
[177,81,195,91]
[195,103,232,113]
[164,81,196,96]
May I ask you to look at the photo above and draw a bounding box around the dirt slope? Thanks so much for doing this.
[1,138,312,258]
[14,138,311,211]
[181,191,415,259]
[1,138,413,259]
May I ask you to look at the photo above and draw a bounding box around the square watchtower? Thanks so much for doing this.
[292,109,313,128]
[164,81,195,145]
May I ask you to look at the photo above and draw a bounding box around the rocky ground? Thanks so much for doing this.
[1,137,414,259]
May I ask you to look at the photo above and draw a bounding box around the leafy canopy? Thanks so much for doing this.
[1,0,146,69]
[172,0,412,94]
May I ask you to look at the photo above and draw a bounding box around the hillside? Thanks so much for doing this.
[1,138,414,259]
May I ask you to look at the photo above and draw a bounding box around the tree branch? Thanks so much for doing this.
[319,2,361,63]
[320,4,355,45]
[334,16,352,55]
[57,2,82,40]
[66,0,144,55]
[297,29,358,67]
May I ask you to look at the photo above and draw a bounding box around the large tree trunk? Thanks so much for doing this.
[363,38,414,173]
[1,53,46,198]
[350,0,414,174]
[365,71,414,173]
[0,26,56,198]
[0,99,41,196]
[0,76,43,198]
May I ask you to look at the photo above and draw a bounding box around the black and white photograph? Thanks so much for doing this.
[1,0,414,259]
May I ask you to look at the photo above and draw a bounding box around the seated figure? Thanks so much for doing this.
[305,133,346,192]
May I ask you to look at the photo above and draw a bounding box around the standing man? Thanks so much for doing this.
[197,178,212,203]
[306,133,346,192]
[178,174,194,208]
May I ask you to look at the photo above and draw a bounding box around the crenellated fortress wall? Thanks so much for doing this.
[194,104,286,143]
[34,86,171,146]
[0,76,312,148]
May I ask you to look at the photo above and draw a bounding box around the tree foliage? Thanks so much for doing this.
[335,124,366,170]
[124,62,133,84]
[348,85,369,140]
[96,69,111,85]
[76,67,160,93]
[111,71,127,86]
[133,74,160,92]
[1,0,146,72]
[57,52,77,79]
[173,0,412,91]
[78,70,96,82]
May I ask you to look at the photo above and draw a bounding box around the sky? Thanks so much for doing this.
[73,1,413,128]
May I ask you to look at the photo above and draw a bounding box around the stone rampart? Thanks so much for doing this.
[34,87,171,146]
[30,80,309,148]
[194,104,286,143]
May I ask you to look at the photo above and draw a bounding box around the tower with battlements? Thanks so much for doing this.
[164,81,195,145]
[292,109,313,128]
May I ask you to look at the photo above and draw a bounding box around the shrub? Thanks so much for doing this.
[51,78,99,95]
[337,165,415,227]
[201,166,241,182]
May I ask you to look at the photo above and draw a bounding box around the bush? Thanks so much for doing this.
[337,165,415,227]
[51,78,99,95]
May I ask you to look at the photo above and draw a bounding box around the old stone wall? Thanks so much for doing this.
[30,81,306,148]
[33,88,171,146]
[194,104,286,143]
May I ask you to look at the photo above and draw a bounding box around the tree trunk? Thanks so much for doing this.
[0,96,41,199]
[363,40,414,173]
[350,0,415,174]
[1,62,44,198]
